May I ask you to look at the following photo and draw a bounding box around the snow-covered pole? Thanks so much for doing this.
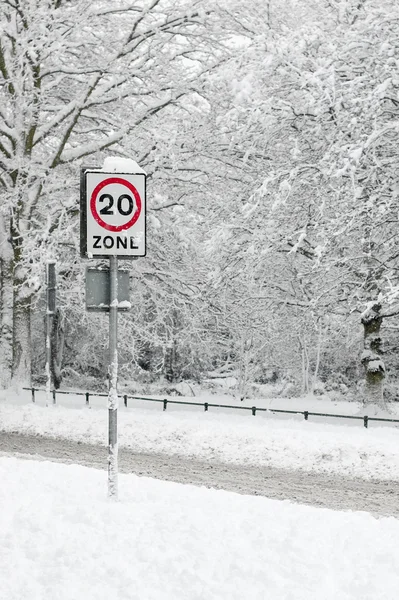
[108,255,119,500]
[80,156,146,499]
[45,260,56,406]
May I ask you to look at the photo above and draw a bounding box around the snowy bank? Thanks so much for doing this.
[1,457,399,600]
[1,391,399,481]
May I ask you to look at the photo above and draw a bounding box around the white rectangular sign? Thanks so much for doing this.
[81,169,146,258]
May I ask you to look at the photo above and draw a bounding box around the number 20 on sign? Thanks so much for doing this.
[80,168,146,258]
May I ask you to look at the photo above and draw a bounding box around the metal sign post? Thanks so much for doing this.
[108,255,118,499]
[80,158,146,500]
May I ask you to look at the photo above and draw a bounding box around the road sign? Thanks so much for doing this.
[80,158,146,500]
[80,167,146,258]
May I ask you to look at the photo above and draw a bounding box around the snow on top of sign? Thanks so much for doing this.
[103,156,146,175]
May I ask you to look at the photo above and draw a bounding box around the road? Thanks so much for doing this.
[1,431,398,517]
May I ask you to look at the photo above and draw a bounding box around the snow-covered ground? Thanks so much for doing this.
[1,388,399,481]
[1,456,399,600]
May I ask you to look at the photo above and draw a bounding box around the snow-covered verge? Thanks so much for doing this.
[1,456,399,600]
[1,390,399,481]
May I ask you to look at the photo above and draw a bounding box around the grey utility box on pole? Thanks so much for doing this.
[86,268,130,312]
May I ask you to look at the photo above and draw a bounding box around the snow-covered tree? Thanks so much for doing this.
[202,0,399,406]
[0,0,243,386]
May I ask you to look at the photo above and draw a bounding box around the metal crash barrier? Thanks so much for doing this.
[23,387,399,429]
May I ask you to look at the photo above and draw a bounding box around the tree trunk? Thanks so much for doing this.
[164,339,179,383]
[0,213,13,388]
[361,303,385,410]
[11,295,32,387]
[297,335,311,395]
[0,258,13,388]
[238,336,253,401]
[50,309,65,389]
[9,196,33,387]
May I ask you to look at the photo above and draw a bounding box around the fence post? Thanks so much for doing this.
[124,394,128,408]
[252,406,256,416]
[304,411,309,421]
[163,399,168,411]
[31,388,35,403]
[364,415,369,429]
[85,392,90,406]
[204,402,208,412]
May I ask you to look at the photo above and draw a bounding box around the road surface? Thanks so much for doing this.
[1,431,398,517]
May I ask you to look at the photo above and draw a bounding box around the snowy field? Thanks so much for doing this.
[1,456,399,600]
[1,389,399,481]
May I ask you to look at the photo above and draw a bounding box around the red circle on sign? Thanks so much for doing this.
[90,177,142,232]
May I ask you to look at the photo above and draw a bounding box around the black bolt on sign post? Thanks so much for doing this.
[80,158,147,500]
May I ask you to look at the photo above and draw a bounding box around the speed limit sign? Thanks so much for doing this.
[80,167,146,258]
